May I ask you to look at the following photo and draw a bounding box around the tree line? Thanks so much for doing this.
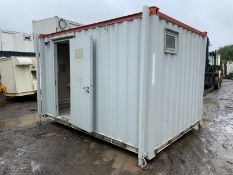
[218,45,233,62]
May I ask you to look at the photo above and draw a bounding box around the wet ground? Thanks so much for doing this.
[0,96,37,121]
[0,80,233,175]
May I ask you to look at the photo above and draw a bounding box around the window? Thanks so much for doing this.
[165,29,178,54]
[24,35,31,41]
[31,70,37,80]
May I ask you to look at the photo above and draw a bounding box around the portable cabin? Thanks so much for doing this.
[0,56,37,96]
[33,16,83,35]
[0,29,35,57]
[35,6,207,165]
[226,61,233,77]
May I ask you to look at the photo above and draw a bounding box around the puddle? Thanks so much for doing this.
[0,114,39,129]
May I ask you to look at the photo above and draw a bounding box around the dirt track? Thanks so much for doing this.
[0,80,233,175]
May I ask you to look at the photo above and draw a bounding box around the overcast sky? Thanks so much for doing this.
[0,0,232,50]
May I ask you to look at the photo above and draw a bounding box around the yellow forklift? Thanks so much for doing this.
[0,75,7,106]
[204,39,222,89]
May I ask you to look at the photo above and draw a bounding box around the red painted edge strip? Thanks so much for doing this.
[40,6,207,39]
[40,7,158,39]
[158,12,207,37]
[40,13,141,39]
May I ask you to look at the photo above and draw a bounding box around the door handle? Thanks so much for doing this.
[83,86,90,93]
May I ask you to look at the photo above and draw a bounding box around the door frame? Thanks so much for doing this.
[54,39,70,117]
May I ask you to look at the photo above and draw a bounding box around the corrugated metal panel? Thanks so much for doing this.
[145,16,206,158]
[65,19,141,147]
[94,19,141,147]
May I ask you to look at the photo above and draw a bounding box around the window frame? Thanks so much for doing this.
[24,35,31,41]
[164,29,179,54]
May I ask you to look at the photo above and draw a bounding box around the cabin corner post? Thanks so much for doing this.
[138,6,150,166]
[38,37,46,115]
[34,35,42,116]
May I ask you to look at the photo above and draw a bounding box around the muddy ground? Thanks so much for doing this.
[0,80,233,175]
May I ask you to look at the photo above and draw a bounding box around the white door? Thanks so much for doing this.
[70,36,93,132]
[43,42,57,117]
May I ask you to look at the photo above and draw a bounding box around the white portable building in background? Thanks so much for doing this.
[0,29,36,97]
[0,29,34,54]
[226,61,233,75]
[222,61,233,78]
[33,16,83,35]
[35,6,207,165]
[0,56,37,96]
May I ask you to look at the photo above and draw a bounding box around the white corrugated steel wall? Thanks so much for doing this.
[39,11,207,161]
[145,16,206,158]
[94,20,141,147]
[68,19,142,147]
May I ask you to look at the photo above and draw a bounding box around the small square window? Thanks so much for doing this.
[165,29,178,54]
[24,36,31,41]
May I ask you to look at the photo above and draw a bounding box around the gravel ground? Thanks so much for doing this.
[0,80,233,175]
[0,95,37,120]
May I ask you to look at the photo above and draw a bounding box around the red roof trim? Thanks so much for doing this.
[40,7,159,39]
[40,6,207,39]
[40,13,142,39]
[158,12,207,37]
